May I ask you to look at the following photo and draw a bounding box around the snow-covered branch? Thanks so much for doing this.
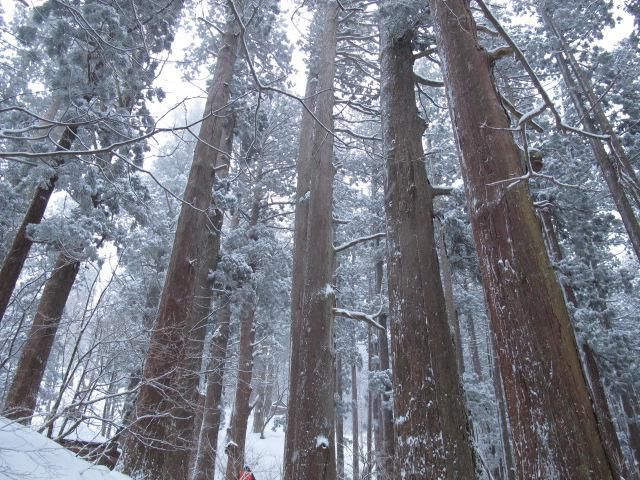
[334,232,385,253]
[333,308,385,331]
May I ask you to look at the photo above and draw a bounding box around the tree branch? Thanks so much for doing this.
[334,232,385,253]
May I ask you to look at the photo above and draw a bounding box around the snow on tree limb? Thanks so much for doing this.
[334,232,385,253]
[333,308,385,331]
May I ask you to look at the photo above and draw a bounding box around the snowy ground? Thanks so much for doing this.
[0,416,130,480]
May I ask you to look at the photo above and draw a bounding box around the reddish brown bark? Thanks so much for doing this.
[351,358,360,480]
[224,291,257,480]
[336,355,345,480]
[191,298,232,480]
[0,125,78,324]
[3,251,80,421]
[121,9,240,478]
[283,1,338,478]
[430,0,616,477]
[379,5,475,478]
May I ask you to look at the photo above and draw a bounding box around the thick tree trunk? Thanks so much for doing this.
[0,125,78,324]
[284,4,322,470]
[191,298,232,480]
[283,1,338,479]
[224,291,257,480]
[166,209,225,475]
[120,9,240,478]
[3,251,80,422]
[429,0,616,477]
[379,5,475,478]
[540,11,640,263]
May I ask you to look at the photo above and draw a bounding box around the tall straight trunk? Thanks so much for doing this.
[436,225,465,374]
[366,328,374,477]
[165,208,225,474]
[430,0,615,477]
[285,5,322,467]
[379,5,475,478]
[351,359,360,480]
[283,1,338,479]
[538,205,633,478]
[121,8,241,478]
[336,355,345,480]
[191,297,232,480]
[0,125,78,324]
[540,10,640,262]
[465,312,483,380]
[224,291,257,480]
[377,314,394,479]
[252,348,274,437]
[3,251,80,421]
[370,330,382,476]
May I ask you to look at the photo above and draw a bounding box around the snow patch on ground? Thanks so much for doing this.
[0,416,130,480]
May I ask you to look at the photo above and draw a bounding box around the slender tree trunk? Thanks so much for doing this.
[538,205,633,478]
[336,355,345,480]
[0,126,78,324]
[465,312,483,381]
[3,251,80,422]
[367,328,375,478]
[377,314,394,479]
[191,298,232,480]
[252,349,274,437]
[540,11,640,262]
[351,358,360,480]
[437,224,465,374]
[121,8,241,478]
[284,1,338,479]
[429,0,616,477]
[224,290,257,480]
[379,4,475,478]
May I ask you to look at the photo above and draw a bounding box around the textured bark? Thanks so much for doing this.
[620,388,640,478]
[437,226,465,374]
[377,314,394,479]
[540,10,640,263]
[0,125,78,324]
[224,292,257,480]
[430,0,616,477]
[351,360,360,480]
[489,335,516,480]
[379,5,475,478]
[3,251,80,421]
[336,355,345,480]
[166,209,225,475]
[285,6,322,469]
[121,9,240,478]
[283,1,338,479]
[191,298,232,480]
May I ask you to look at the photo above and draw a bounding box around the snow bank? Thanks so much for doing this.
[0,416,130,480]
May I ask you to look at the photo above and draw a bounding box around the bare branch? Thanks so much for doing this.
[334,232,385,253]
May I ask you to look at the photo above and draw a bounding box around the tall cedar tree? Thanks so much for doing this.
[120,5,241,478]
[429,0,616,477]
[378,4,475,478]
[283,0,338,478]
